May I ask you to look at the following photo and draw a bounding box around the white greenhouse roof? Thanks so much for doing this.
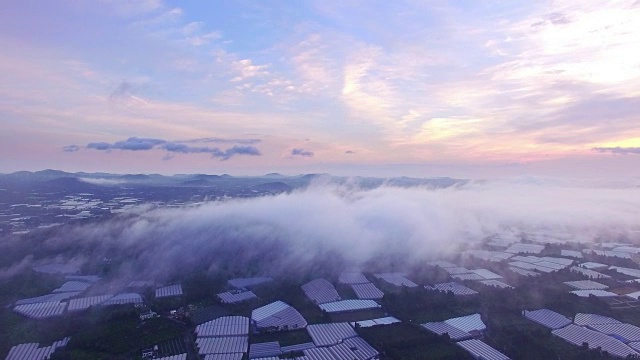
[574,313,621,326]
[444,266,472,275]
[589,323,640,343]
[610,266,640,278]
[571,289,618,297]
[613,246,640,254]
[579,262,609,269]
[14,301,67,319]
[155,284,183,298]
[307,322,358,346]
[301,279,341,304]
[303,337,378,360]
[564,280,609,290]
[445,313,486,333]
[472,269,503,280]
[5,337,70,360]
[338,272,369,284]
[552,324,638,358]
[102,292,143,305]
[351,316,401,328]
[331,337,379,360]
[281,342,316,353]
[228,277,273,289]
[587,250,632,259]
[570,266,611,279]
[204,354,243,360]
[523,309,572,330]
[463,250,513,263]
[67,294,113,311]
[351,282,384,299]
[65,275,101,283]
[373,272,418,287]
[15,292,80,306]
[539,257,574,266]
[457,339,510,360]
[505,243,545,254]
[480,280,513,289]
[422,321,472,341]
[508,261,555,273]
[249,341,281,358]
[252,301,307,330]
[451,273,485,281]
[252,301,289,321]
[318,299,380,313]
[218,290,257,304]
[156,355,187,360]
[426,282,478,296]
[196,336,248,355]
[53,281,92,293]
[509,267,540,277]
[561,250,583,258]
[196,316,250,337]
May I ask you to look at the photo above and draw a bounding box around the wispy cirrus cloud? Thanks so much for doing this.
[593,147,640,155]
[3,1,640,177]
[186,137,262,145]
[77,137,261,160]
[62,145,80,152]
[87,137,165,151]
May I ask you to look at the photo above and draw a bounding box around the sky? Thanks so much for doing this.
[1,0,639,178]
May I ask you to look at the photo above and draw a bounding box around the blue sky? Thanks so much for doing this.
[1,0,639,178]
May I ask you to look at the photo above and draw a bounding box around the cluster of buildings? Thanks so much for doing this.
[10,233,640,359]
[11,266,185,321]
[524,309,640,358]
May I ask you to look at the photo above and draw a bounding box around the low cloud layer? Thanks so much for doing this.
[68,137,262,160]
[4,180,640,283]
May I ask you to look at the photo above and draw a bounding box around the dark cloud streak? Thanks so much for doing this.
[291,148,314,157]
[62,145,80,152]
[78,137,262,160]
[186,137,262,145]
[593,147,640,155]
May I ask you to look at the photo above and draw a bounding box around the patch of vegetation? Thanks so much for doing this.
[62,307,185,356]
[357,323,473,360]
[251,329,312,347]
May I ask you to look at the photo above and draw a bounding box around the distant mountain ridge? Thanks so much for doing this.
[0,169,467,192]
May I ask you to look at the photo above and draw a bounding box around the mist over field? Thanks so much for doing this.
[3,179,640,283]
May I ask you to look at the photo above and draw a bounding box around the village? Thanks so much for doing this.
[5,233,640,360]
